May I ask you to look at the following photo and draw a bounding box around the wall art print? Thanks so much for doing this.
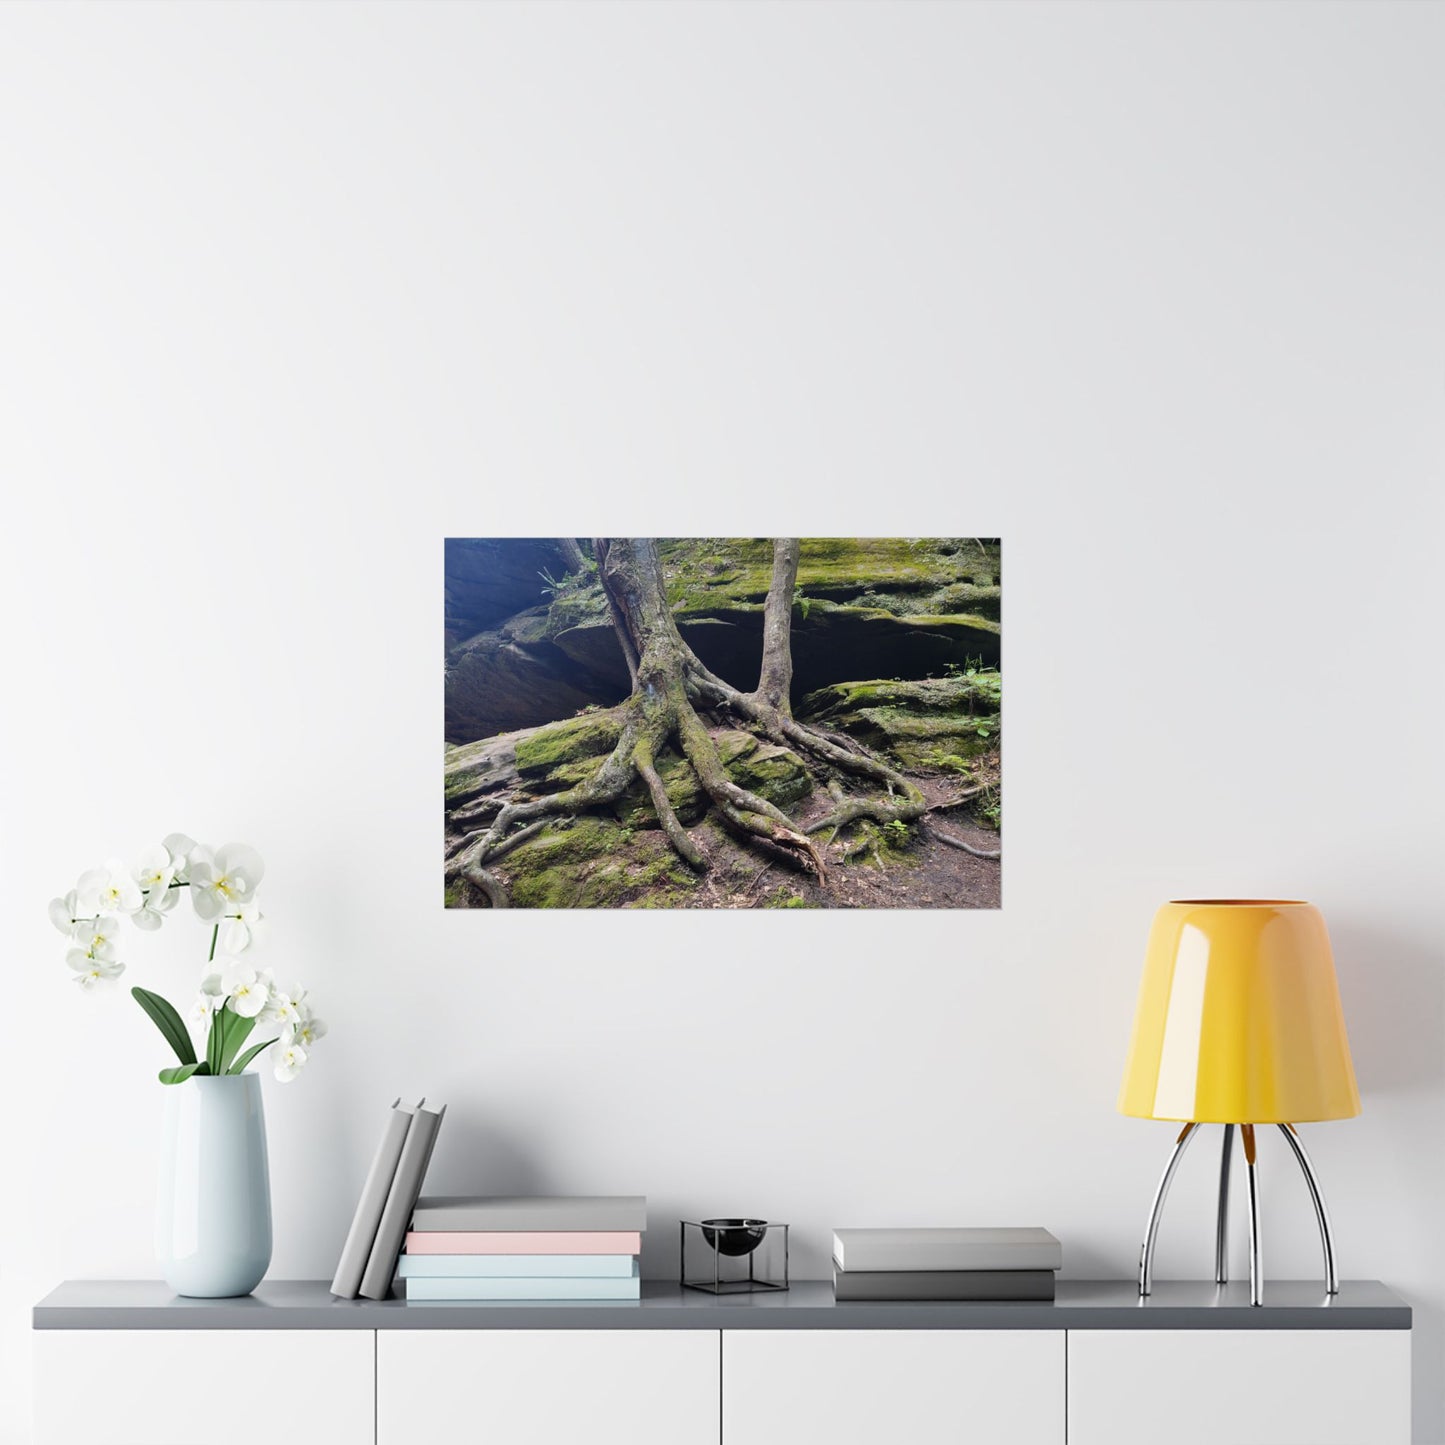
[444,538,1001,910]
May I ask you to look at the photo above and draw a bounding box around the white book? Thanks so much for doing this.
[398,1254,639,1279]
[833,1227,1062,1273]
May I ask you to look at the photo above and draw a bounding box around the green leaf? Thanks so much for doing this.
[218,1011,257,1074]
[229,1037,277,1075]
[158,1062,211,1085]
[131,987,197,1067]
[207,1008,225,1075]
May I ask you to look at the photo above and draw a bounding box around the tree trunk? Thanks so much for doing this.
[756,538,800,714]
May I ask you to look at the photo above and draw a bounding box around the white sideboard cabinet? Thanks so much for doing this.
[34,1279,1412,1445]
[724,1328,1064,1445]
[33,1328,373,1445]
[377,1329,718,1445]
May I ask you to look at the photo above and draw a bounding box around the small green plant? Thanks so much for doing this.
[979,784,1002,831]
[922,748,973,777]
[792,586,811,620]
[884,818,912,845]
[538,555,597,599]
[762,888,813,909]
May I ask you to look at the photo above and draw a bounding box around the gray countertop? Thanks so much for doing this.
[34,1279,1411,1331]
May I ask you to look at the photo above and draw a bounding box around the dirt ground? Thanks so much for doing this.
[676,774,1001,911]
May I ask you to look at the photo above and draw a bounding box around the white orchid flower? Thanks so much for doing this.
[68,953,125,989]
[132,881,182,931]
[223,968,271,1019]
[273,1042,308,1082]
[190,844,264,922]
[262,986,301,1028]
[76,861,143,916]
[133,844,177,894]
[285,1013,328,1051]
[69,916,121,962]
[49,891,84,935]
[191,973,227,1027]
[162,834,198,882]
[219,901,266,956]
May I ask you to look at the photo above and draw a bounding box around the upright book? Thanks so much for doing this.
[359,1100,446,1300]
[832,1227,1062,1274]
[330,1098,419,1300]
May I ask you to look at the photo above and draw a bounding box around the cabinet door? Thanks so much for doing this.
[1067,1329,1411,1445]
[723,1329,1064,1445]
[378,1328,719,1445]
[34,1329,373,1445]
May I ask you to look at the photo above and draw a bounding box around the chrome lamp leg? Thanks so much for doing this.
[1277,1123,1339,1294]
[1215,1123,1235,1285]
[1242,1124,1263,1306]
[1138,1122,1198,1297]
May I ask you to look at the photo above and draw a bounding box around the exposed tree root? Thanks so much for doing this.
[927,821,1002,860]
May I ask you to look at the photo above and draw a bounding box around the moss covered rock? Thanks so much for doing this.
[446,538,1002,743]
[501,816,695,909]
[514,708,625,775]
[799,673,1001,770]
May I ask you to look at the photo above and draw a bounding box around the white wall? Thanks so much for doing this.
[1,2,1440,1440]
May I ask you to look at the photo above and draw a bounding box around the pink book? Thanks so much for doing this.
[403,1230,642,1255]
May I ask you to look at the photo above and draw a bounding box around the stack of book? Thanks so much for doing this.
[832,1227,1062,1301]
[399,1195,647,1301]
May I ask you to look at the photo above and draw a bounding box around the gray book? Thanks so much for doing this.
[330,1098,419,1299]
[359,1101,446,1301]
[410,1195,648,1233]
[832,1227,1062,1274]
[833,1266,1056,1302]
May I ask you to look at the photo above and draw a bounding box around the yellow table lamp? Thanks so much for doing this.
[1119,900,1359,1305]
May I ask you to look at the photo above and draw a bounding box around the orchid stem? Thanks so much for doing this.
[208,925,218,963]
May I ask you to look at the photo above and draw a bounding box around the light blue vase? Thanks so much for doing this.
[156,1073,272,1297]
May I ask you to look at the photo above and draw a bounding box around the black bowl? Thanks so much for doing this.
[701,1218,768,1257]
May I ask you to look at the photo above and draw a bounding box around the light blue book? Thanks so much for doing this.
[404,1274,641,1302]
[398,1254,638,1279]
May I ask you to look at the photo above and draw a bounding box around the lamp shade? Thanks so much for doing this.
[1118,900,1360,1124]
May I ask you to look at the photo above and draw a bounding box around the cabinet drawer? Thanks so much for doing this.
[34,1329,372,1445]
[723,1329,1064,1445]
[378,1328,719,1445]
[1067,1329,1410,1445]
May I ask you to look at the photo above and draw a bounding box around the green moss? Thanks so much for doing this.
[799,674,1000,770]
[655,538,1002,617]
[525,536,1004,637]
[444,735,513,805]
[544,586,612,636]
[729,743,813,807]
[617,746,707,827]
[761,887,818,909]
[514,709,624,774]
[505,816,696,909]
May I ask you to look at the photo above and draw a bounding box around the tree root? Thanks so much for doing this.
[446,668,832,905]
[927,821,1002,860]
